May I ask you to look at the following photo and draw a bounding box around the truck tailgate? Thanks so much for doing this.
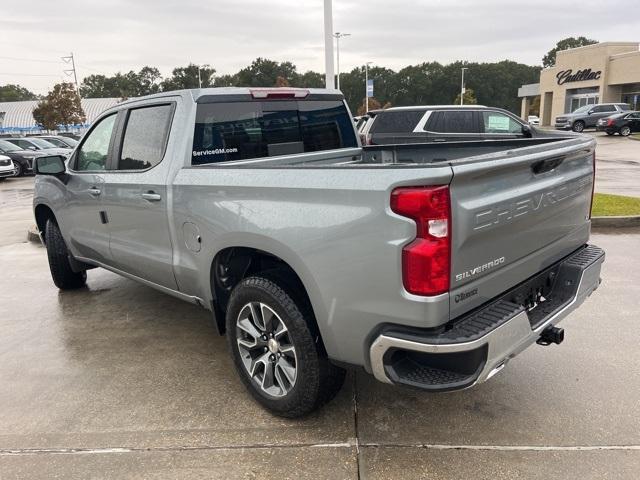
[448,139,595,318]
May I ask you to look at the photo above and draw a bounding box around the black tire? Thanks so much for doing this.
[0,177,5,182]
[226,276,345,418]
[572,121,585,133]
[620,126,631,137]
[44,219,87,290]
[13,161,23,177]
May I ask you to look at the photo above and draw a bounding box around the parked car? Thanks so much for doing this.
[359,105,538,145]
[0,154,17,181]
[528,115,540,125]
[34,135,79,148]
[0,139,40,176]
[33,87,604,417]
[596,111,640,136]
[4,137,71,157]
[555,103,631,132]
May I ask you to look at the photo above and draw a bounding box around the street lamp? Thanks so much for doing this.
[460,67,468,105]
[333,32,351,90]
[365,61,373,113]
[324,0,335,89]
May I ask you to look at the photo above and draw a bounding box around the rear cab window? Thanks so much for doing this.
[192,99,357,165]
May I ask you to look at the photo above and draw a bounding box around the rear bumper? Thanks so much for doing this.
[369,244,605,391]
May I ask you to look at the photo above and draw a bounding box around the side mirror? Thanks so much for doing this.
[521,124,533,137]
[27,146,37,150]
[34,155,66,176]
[587,110,594,115]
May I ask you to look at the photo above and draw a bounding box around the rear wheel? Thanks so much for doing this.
[620,126,631,137]
[226,276,345,417]
[44,219,87,290]
[606,131,615,136]
[572,121,585,133]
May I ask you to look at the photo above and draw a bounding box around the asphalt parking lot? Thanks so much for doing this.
[592,132,640,197]
[0,135,639,478]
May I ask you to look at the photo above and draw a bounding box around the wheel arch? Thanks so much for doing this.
[209,245,327,353]
[34,203,57,244]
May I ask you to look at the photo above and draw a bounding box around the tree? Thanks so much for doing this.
[234,58,298,87]
[543,37,598,67]
[80,66,162,98]
[453,87,478,105]
[32,83,85,130]
[275,76,290,87]
[296,71,324,88]
[160,64,216,91]
[0,84,38,102]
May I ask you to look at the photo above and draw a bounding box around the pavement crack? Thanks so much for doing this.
[353,372,362,480]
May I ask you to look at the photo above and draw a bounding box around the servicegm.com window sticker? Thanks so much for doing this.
[193,148,239,157]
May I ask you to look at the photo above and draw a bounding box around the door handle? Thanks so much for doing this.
[141,192,162,202]
[88,187,101,196]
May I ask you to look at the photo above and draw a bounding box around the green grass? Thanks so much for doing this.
[592,193,640,217]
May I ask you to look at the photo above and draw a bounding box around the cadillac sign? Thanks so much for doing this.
[556,68,602,85]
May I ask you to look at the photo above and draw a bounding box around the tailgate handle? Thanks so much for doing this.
[532,156,565,174]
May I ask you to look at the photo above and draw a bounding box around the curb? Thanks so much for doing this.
[27,225,41,244]
[591,215,640,228]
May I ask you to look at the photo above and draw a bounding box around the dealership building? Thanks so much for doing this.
[519,42,640,125]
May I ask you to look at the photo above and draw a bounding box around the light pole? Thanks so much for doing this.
[460,67,468,105]
[333,32,351,90]
[197,66,202,88]
[323,0,335,89]
[365,61,373,113]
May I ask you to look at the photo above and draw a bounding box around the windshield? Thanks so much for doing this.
[0,140,22,152]
[30,138,57,149]
[571,106,592,114]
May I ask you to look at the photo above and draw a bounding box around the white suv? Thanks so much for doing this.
[0,155,17,181]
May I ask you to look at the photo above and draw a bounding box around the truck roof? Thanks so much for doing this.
[114,87,344,108]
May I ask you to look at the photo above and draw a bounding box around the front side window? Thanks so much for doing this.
[75,114,116,171]
[192,100,357,164]
[481,111,523,134]
[118,104,173,170]
[428,111,476,133]
[30,138,56,149]
[41,137,66,148]
[619,104,631,111]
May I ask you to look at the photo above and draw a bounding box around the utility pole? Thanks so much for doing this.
[460,67,468,105]
[365,61,373,113]
[323,0,335,89]
[198,66,202,88]
[333,32,351,91]
[62,52,79,93]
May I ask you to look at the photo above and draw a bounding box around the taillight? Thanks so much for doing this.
[607,119,615,127]
[589,152,596,219]
[390,186,451,296]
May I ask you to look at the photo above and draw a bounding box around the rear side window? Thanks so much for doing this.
[427,111,477,133]
[118,104,173,170]
[618,104,631,111]
[592,105,616,113]
[192,100,357,164]
[369,111,423,134]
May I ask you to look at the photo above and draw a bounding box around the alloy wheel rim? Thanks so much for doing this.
[621,127,630,136]
[236,302,297,397]
[575,123,584,132]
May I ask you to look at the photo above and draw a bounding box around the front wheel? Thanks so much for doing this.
[226,276,345,417]
[620,126,631,137]
[572,121,585,133]
[44,219,87,290]
[13,161,23,177]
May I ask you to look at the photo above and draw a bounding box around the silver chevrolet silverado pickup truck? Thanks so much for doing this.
[33,88,604,417]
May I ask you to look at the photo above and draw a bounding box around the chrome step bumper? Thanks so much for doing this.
[369,245,605,391]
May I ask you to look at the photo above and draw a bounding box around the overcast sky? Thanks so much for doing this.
[1,0,638,94]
